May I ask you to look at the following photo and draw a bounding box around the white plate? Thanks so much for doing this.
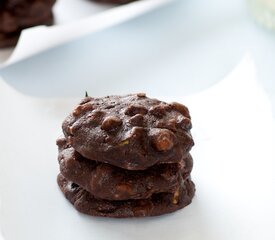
[0,57,275,240]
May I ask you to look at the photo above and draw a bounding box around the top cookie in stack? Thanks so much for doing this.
[62,94,194,170]
[57,93,195,218]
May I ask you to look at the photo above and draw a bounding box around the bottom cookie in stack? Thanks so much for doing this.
[57,173,195,218]
[56,138,195,218]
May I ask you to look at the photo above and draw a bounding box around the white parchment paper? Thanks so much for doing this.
[0,0,172,68]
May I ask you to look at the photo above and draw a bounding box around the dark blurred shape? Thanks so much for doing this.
[0,0,56,48]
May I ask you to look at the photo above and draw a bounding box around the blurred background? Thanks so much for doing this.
[0,0,275,111]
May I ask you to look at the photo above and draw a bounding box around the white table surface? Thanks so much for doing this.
[0,0,275,239]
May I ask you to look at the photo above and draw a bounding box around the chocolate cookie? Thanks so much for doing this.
[62,94,194,170]
[0,0,55,48]
[57,137,193,201]
[57,173,195,218]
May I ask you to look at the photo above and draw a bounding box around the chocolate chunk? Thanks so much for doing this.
[125,105,148,116]
[150,129,176,152]
[170,102,191,119]
[101,116,122,131]
[128,114,144,126]
[149,104,171,118]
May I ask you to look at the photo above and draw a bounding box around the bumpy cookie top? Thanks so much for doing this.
[62,94,194,170]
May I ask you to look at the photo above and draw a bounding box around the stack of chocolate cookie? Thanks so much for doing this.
[57,94,195,218]
[0,0,56,48]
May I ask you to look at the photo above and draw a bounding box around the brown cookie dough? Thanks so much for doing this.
[57,137,193,201]
[0,0,55,48]
[62,94,194,170]
[57,173,195,218]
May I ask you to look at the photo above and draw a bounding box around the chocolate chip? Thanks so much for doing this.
[149,104,171,118]
[68,126,74,135]
[177,116,192,130]
[88,110,105,126]
[170,102,190,118]
[151,129,176,151]
[125,105,148,116]
[73,103,94,116]
[137,93,146,97]
[101,116,122,131]
[128,114,144,126]
[156,119,177,131]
